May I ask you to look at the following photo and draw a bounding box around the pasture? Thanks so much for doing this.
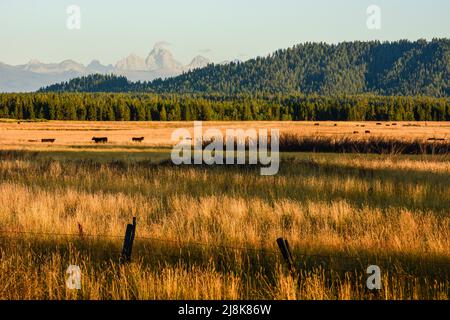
[0,120,449,148]
[0,121,449,300]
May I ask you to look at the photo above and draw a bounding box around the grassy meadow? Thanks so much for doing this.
[0,121,449,300]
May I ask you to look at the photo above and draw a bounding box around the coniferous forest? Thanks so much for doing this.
[0,93,448,121]
[1,39,448,122]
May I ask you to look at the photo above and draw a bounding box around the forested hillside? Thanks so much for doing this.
[40,39,449,97]
[1,93,448,121]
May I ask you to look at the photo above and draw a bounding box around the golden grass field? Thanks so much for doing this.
[0,120,449,147]
[0,121,449,300]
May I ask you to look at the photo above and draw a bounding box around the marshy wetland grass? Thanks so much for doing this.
[0,147,449,300]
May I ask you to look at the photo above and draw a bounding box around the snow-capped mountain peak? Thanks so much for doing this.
[87,60,114,73]
[115,54,147,71]
[145,45,183,71]
[186,55,210,71]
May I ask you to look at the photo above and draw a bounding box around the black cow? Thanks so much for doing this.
[41,138,56,143]
[92,137,108,143]
[132,137,145,142]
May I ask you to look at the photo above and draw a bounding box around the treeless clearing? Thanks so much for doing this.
[0,150,448,299]
[0,120,449,300]
[0,121,449,148]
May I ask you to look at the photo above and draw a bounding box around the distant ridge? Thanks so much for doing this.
[0,43,210,92]
[39,39,450,97]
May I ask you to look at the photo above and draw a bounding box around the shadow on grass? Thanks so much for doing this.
[0,150,448,214]
[1,235,449,299]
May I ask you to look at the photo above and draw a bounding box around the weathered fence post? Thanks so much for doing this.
[120,217,137,263]
[276,237,294,272]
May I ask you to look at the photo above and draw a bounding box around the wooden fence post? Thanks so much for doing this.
[120,217,137,263]
[276,237,294,272]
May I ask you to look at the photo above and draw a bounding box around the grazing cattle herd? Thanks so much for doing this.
[25,137,148,143]
[91,137,145,143]
[21,125,447,146]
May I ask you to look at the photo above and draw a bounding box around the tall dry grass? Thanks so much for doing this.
[0,150,448,299]
[278,134,450,154]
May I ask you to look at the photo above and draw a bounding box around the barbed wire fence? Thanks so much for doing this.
[0,218,449,280]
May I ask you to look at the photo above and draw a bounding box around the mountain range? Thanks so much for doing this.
[40,39,450,97]
[0,44,211,92]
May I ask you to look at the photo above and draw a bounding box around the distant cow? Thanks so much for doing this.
[365,130,371,134]
[92,137,108,143]
[41,138,55,143]
[132,137,145,142]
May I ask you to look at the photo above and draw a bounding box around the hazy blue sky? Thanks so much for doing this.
[0,0,448,65]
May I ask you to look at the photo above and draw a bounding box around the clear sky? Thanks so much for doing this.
[0,0,449,66]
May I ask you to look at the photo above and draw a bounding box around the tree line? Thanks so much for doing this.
[40,39,450,97]
[0,93,448,121]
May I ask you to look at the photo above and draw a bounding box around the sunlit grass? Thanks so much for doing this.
[0,149,448,300]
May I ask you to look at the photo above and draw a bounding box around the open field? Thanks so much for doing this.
[0,121,449,300]
[0,120,449,149]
